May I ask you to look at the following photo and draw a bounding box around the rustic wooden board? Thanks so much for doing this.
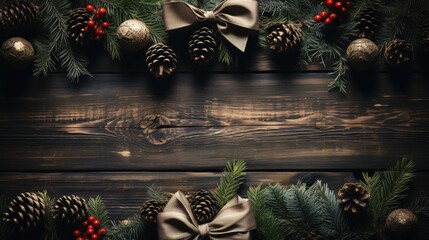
[0,73,428,171]
[1,171,428,219]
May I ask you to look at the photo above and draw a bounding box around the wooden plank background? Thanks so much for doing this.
[1,47,429,238]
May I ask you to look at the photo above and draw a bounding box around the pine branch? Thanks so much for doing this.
[34,0,90,81]
[147,186,169,202]
[108,215,145,240]
[33,40,57,77]
[363,158,415,228]
[248,186,285,240]
[350,0,383,18]
[328,56,348,94]
[266,184,289,218]
[87,196,110,228]
[218,41,234,67]
[213,159,247,207]
[407,197,429,217]
[38,191,57,240]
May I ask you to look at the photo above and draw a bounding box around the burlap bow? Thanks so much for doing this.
[157,191,256,240]
[162,0,259,52]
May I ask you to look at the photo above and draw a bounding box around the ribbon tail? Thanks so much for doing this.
[219,30,249,52]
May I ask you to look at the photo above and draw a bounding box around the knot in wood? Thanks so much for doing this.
[139,114,172,145]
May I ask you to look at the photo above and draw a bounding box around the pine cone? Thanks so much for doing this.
[338,183,370,214]
[355,8,381,39]
[188,27,217,65]
[0,0,40,37]
[384,39,413,66]
[2,192,45,233]
[266,23,303,54]
[421,21,429,53]
[53,195,88,226]
[140,200,164,222]
[67,8,92,46]
[146,43,177,78]
[189,189,218,224]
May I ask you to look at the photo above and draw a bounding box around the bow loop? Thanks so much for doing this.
[162,0,259,52]
[157,191,256,240]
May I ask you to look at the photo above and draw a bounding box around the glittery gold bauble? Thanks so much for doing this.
[385,209,418,239]
[346,38,379,71]
[117,19,151,51]
[1,37,34,69]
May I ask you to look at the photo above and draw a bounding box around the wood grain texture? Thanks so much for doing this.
[0,73,428,171]
[1,171,428,219]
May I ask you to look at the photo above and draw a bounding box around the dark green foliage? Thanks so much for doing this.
[108,214,146,240]
[213,159,247,207]
[407,197,429,217]
[87,196,110,228]
[362,158,415,231]
[248,186,284,240]
[147,186,169,203]
[38,191,57,240]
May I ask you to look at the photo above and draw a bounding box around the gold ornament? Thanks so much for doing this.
[346,38,379,71]
[117,19,151,51]
[1,37,34,69]
[385,209,418,239]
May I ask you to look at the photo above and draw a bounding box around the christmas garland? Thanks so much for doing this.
[1,159,429,240]
[0,0,428,91]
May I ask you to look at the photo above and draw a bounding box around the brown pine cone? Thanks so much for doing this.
[189,189,218,224]
[188,27,217,65]
[266,23,303,54]
[140,200,164,222]
[384,39,413,66]
[338,183,370,214]
[146,43,178,78]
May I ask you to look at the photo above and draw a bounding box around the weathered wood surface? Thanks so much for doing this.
[1,47,429,239]
[0,72,428,171]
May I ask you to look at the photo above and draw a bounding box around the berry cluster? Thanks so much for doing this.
[314,0,352,25]
[84,4,109,41]
[73,216,107,240]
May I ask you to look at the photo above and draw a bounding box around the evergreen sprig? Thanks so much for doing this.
[87,196,110,228]
[34,0,90,81]
[248,186,285,240]
[108,214,145,240]
[38,191,57,240]
[213,159,247,207]
[362,158,415,228]
[408,197,429,217]
[147,185,169,203]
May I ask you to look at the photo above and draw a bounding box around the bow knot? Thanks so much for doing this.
[198,223,210,237]
[157,191,256,240]
[162,0,259,52]
[204,10,216,21]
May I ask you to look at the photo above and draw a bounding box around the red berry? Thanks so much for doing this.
[83,221,88,227]
[325,0,334,6]
[98,228,107,236]
[97,8,108,16]
[87,20,95,27]
[86,4,95,13]
[95,36,102,41]
[320,11,328,18]
[77,237,84,240]
[84,26,89,32]
[87,228,95,235]
[88,225,94,229]
[88,216,96,222]
[92,219,101,227]
[73,230,81,237]
[314,15,322,22]
[90,234,98,240]
[346,1,352,6]
[95,14,100,19]
[325,18,332,25]
[101,22,109,29]
[94,29,105,35]
[335,1,343,8]
[329,13,337,20]
[341,7,347,13]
